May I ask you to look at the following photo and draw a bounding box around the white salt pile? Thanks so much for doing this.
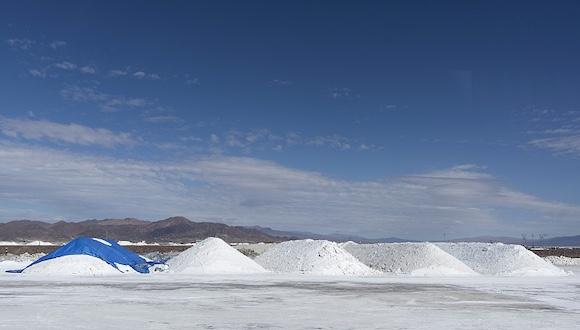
[255,239,379,276]
[167,237,267,274]
[342,242,477,276]
[544,256,580,266]
[25,241,55,246]
[436,243,566,276]
[22,255,124,275]
[117,240,158,246]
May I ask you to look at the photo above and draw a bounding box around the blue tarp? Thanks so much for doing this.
[7,236,157,273]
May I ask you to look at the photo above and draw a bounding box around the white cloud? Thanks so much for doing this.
[144,115,182,123]
[28,69,47,78]
[5,38,35,50]
[109,69,129,77]
[185,77,200,86]
[306,134,352,150]
[208,129,376,153]
[134,71,160,80]
[60,85,149,112]
[269,79,292,86]
[53,61,77,71]
[529,134,580,156]
[0,142,578,239]
[0,117,137,148]
[523,106,580,156]
[79,65,97,74]
[49,40,67,49]
[329,87,359,99]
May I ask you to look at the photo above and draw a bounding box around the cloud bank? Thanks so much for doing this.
[0,142,577,239]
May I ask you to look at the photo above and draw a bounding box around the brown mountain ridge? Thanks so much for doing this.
[0,217,281,243]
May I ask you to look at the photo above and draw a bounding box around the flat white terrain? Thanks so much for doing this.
[0,268,579,329]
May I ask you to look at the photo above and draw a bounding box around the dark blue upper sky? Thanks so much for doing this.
[1,1,579,239]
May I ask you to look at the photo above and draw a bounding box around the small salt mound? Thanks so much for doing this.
[255,239,379,276]
[25,240,55,246]
[544,256,580,266]
[167,237,267,274]
[342,242,477,276]
[22,255,123,275]
[436,243,566,276]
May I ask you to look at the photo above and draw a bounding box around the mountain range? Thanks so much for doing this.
[0,217,280,243]
[0,217,579,246]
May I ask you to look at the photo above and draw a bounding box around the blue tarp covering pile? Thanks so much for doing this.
[7,236,158,273]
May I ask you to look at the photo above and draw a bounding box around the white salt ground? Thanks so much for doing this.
[255,239,379,276]
[342,242,477,276]
[436,243,567,276]
[21,255,123,275]
[167,237,267,274]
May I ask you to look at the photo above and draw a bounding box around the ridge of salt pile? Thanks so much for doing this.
[167,237,267,274]
[342,242,477,276]
[436,243,567,276]
[22,255,124,275]
[255,239,379,276]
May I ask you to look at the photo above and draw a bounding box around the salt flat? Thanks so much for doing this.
[0,270,579,329]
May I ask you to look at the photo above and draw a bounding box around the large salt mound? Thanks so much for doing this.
[255,239,379,276]
[436,243,567,276]
[342,242,477,276]
[167,237,267,274]
[22,255,123,275]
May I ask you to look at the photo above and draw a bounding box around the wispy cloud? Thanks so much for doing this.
[6,38,66,51]
[133,71,160,80]
[28,69,47,78]
[529,133,580,156]
[0,117,137,148]
[200,129,381,153]
[109,68,161,80]
[0,143,577,238]
[184,74,200,86]
[109,69,129,77]
[143,115,182,124]
[49,40,67,49]
[60,85,150,112]
[269,79,292,87]
[306,134,353,150]
[53,61,77,71]
[79,65,97,74]
[5,38,36,50]
[329,87,359,99]
[523,106,580,156]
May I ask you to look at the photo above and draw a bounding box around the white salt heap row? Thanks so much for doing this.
[167,237,267,274]
[255,239,378,276]
[436,243,566,276]
[342,242,477,276]
[2,238,569,277]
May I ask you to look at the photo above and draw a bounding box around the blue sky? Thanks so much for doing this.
[1,1,580,239]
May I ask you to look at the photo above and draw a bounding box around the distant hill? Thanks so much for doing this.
[0,217,281,243]
[248,226,414,243]
[1,218,578,246]
[443,235,580,247]
[536,235,580,247]
[445,236,524,244]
